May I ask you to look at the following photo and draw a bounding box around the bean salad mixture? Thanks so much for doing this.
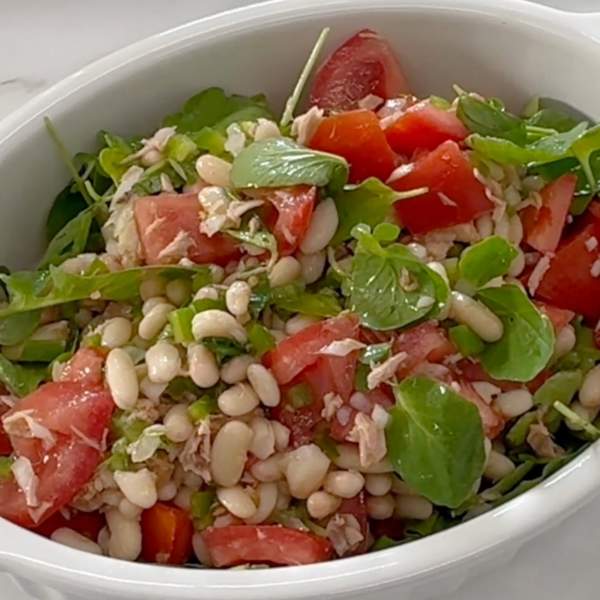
[1,28,600,568]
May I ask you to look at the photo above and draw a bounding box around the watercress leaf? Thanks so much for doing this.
[0,311,41,346]
[189,127,227,156]
[98,144,133,184]
[46,184,89,242]
[527,108,579,133]
[457,95,527,144]
[571,124,600,192]
[371,536,399,551]
[477,284,554,381]
[271,283,341,317]
[0,355,47,397]
[165,134,197,163]
[386,376,486,508]
[246,322,276,356]
[457,235,518,289]
[533,370,582,409]
[226,229,277,254]
[230,138,348,191]
[479,460,536,501]
[202,337,246,364]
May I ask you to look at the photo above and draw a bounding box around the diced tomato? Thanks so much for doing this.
[336,492,369,555]
[256,186,316,255]
[0,437,104,527]
[35,510,105,541]
[521,173,577,253]
[535,301,575,333]
[58,347,105,386]
[141,503,193,565]
[263,314,359,385]
[310,29,410,111]
[371,518,404,541]
[458,380,505,439]
[392,141,493,234]
[134,193,240,266]
[202,525,333,567]
[309,110,396,183]
[535,217,600,322]
[384,101,468,156]
[0,402,11,456]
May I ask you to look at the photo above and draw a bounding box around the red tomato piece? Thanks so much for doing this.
[256,186,316,255]
[134,193,240,266]
[141,503,193,565]
[263,314,359,385]
[58,347,105,386]
[384,101,468,156]
[371,518,404,541]
[202,525,333,567]
[458,380,505,439]
[309,110,396,183]
[0,402,11,456]
[392,141,493,234]
[0,436,103,528]
[310,29,410,111]
[535,219,600,322]
[535,301,575,333]
[336,492,370,555]
[521,173,577,253]
[35,510,105,541]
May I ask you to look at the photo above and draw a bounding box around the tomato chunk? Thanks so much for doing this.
[384,101,468,156]
[256,186,316,255]
[263,314,359,385]
[336,492,370,555]
[202,525,333,567]
[141,503,193,565]
[535,301,575,333]
[58,347,105,386]
[535,218,600,322]
[392,141,493,234]
[309,110,396,183]
[458,380,505,439]
[35,510,105,541]
[310,29,410,111]
[521,173,577,253]
[134,193,239,266]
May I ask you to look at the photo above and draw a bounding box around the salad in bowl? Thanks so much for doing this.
[1,27,600,569]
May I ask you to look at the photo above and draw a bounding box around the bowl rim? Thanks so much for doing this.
[1,0,600,597]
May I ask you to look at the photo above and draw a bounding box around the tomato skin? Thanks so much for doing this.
[310,29,410,111]
[202,525,333,567]
[34,510,105,541]
[535,301,574,333]
[134,193,240,266]
[263,314,359,385]
[384,102,468,155]
[58,347,105,386]
[309,110,396,183]
[141,503,193,565]
[392,141,493,234]
[522,173,577,253]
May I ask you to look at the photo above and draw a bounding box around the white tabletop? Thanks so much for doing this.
[1,1,600,598]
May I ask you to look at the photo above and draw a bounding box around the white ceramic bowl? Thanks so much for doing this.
[1,1,600,599]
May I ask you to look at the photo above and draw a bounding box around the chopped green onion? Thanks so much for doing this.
[192,298,225,313]
[169,307,195,344]
[449,324,485,357]
[373,223,400,243]
[0,457,14,480]
[553,401,600,438]
[190,489,216,529]
[288,382,313,409]
[111,412,150,443]
[354,363,370,392]
[360,343,391,365]
[188,395,218,423]
[371,536,399,552]
[105,450,132,472]
[505,411,538,447]
[83,333,102,348]
[247,322,276,356]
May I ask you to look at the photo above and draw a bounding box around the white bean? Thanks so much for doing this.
[194,285,219,301]
[106,348,139,410]
[165,279,191,306]
[157,480,178,501]
[494,212,510,239]
[192,531,213,566]
[508,249,525,277]
[51,527,103,555]
[245,482,278,524]
[334,444,393,474]
[225,281,251,317]
[493,389,533,418]
[164,404,194,442]
[475,214,494,239]
[580,365,600,408]
[249,417,276,460]
[217,383,260,416]
[142,296,168,316]
[324,470,365,498]
[118,498,142,520]
[146,341,181,383]
[427,261,449,284]
[195,155,232,187]
[285,314,320,336]
[114,469,157,509]
[139,377,167,402]
[101,317,132,349]
[508,214,524,245]
[140,277,166,301]
[553,325,576,360]
[251,453,284,482]
[484,450,515,481]
[217,486,257,519]
[449,291,503,342]
[211,420,254,486]
[566,401,600,431]
[192,309,247,344]
[138,302,174,340]
[247,364,280,407]
[284,444,330,499]
[188,343,220,388]
[367,494,395,520]
[106,510,142,561]
[365,473,393,497]
[269,256,302,288]
[300,198,338,254]
[173,486,193,511]
[220,354,255,384]
[395,496,433,520]
[272,421,291,451]
[298,251,327,284]
[306,491,341,519]
[391,477,419,496]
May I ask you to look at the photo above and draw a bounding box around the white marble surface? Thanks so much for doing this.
[2,0,600,598]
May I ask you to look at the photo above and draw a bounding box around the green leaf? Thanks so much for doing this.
[349,236,449,331]
[533,370,582,409]
[386,376,485,508]
[190,127,227,156]
[0,311,41,346]
[226,229,277,255]
[572,124,600,192]
[202,337,246,364]
[528,108,579,133]
[457,236,518,289]
[0,355,47,397]
[479,460,536,501]
[3,339,67,363]
[163,87,272,134]
[359,343,391,365]
[477,285,554,382]
[46,184,89,242]
[271,283,341,317]
[371,536,399,551]
[230,138,348,191]
[98,139,133,184]
[457,95,527,144]
[553,401,600,438]
[165,134,197,163]
[449,324,484,357]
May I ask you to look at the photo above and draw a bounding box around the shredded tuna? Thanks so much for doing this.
[437,192,457,207]
[0,395,16,408]
[346,412,387,468]
[591,258,600,278]
[224,123,247,157]
[527,422,564,459]
[420,229,457,260]
[71,425,105,452]
[254,118,281,141]
[321,392,344,421]
[28,501,53,525]
[11,457,39,507]
[319,338,366,357]
[367,351,407,390]
[226,199,264,225]
[179,420,212,482]
[399,268,419,292]
[386,162,415,184]
[157,230,194,261]
[124,127,175,163]
[3,410,55,450]
[291,106,324,146]
[528,254,552,296]
[103,200,141,267]
[326,514,364,557]
[336,405,353,427]
[160,173,175,193]
[585,236,598,251]
[371,404,390,429]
